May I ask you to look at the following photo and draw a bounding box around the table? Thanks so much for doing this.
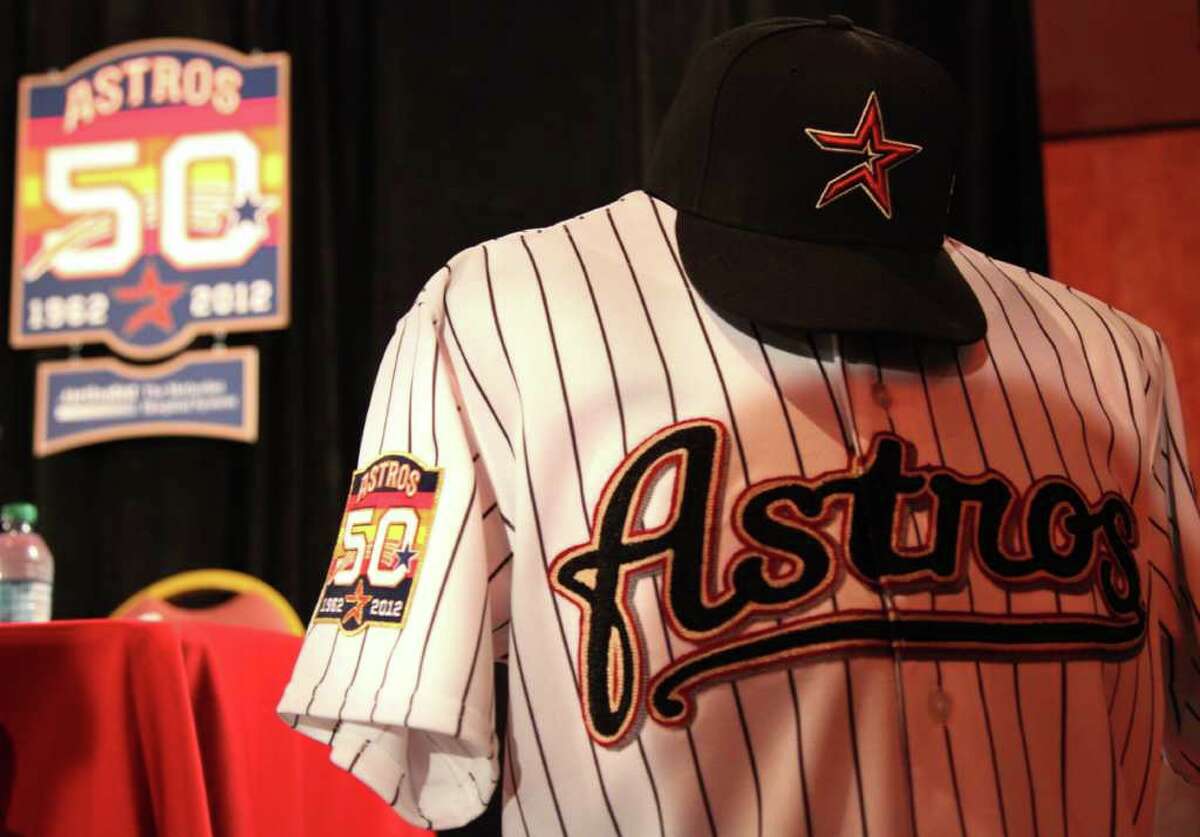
[0,619,428,837]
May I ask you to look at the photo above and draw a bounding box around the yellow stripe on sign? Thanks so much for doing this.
[189,159,233,184]
[21,175,42,209]
[75,164,157,196]
[262,153,283,191]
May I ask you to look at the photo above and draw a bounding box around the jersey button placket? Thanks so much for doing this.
[870,373,954,727]
[854,341,921,837]
[928,687,953,724]
[870,378,893,411]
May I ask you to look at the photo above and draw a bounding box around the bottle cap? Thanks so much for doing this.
[0,503,38,528]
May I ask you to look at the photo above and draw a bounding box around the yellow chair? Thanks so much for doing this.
[111,569,304,636]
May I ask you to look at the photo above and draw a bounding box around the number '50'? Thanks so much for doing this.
[335,508,420,588]
[44,130,264,278]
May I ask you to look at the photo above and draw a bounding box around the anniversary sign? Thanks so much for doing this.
[10,39,289,454]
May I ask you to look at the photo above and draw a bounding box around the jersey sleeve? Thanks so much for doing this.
[277,265,510,829]
[1152,342,1200,785]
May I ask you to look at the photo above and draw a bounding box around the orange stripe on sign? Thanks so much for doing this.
[21,218,283,261]
[25,97,280,147]
[21,218,283,263]
[346,490,436,512]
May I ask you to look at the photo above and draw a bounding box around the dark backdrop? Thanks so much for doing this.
[0,0,1046,621]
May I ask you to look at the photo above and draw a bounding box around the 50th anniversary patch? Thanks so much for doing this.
[316,453,443,634]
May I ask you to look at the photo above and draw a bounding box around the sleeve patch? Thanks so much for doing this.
[315,453,444,634]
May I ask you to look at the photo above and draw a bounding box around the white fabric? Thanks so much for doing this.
[279,191,1200,836]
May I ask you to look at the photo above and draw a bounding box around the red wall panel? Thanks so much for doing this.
[1042,128,1200,467]
[1033,0,1200,137]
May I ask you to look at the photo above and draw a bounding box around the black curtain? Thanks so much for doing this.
[0,0,1045,621]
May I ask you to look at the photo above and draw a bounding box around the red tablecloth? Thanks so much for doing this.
[0,619,427,837]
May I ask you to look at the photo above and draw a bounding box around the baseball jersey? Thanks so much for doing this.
[278,190,1200,836]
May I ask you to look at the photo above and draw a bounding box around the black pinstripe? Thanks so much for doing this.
[488,552,512,582]
[483,244,520,402]
[861,337,924,837]
[1029,278,1118,480]
[563,220,669,837]
[914,339,1011,837]
[751,324,814,837]
[520,235,592,535]
[523,229,652,837]
[998,267,1104,496]
[510,627,568,836]
[1105,697,1119,837]
[1108,653,1125,717]
[368,310,445,724]
[651,196,767,837]
[457,583,492,737]
[404,732,433,828]
[606,207,677,421]
[430,314,441,464]
[505,725,531,836]
[443,276,514,456]
[804,331,871,837]
[992,259,1138,834]
[949,334,1041,837]
[1070,289,1144,502]
[402,480,479,726]
[303,317,412,726]
[1119,643,1143,761]
[407,310,420,455]
[1133,580,1158,822]
[1107,302,1148,364]
[968,256,1072,483]
[965,252,1088,837]
[478,240,633,833]
[1165,416,1197,500]
[336,310,427,730]
[565,224,628,455]
[493,381,622,834]
[606,204,719,836]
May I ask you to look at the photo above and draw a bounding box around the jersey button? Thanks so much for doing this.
[929,688,952,724]
[871,379,893,410]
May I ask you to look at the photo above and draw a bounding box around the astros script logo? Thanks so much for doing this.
[804,90,921,219]
[551,419,1145,748]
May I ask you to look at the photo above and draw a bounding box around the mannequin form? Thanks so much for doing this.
[281,17,1200,837]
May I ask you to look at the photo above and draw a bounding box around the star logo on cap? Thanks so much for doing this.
[804,91,922,219]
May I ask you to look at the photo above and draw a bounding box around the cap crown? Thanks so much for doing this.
[648,18,960,250]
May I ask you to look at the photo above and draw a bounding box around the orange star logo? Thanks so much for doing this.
[342,578,373,629]
[804,91,922,219]
[114,258,185,335]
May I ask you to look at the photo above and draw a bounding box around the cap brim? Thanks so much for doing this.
[675,212,986,345]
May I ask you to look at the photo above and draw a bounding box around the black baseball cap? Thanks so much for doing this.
[647,16,986,345]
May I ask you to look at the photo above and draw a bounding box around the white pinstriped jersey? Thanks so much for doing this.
[278,191,1200,836]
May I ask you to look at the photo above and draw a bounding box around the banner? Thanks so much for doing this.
[33,347,259,457]
[10,39,289,360]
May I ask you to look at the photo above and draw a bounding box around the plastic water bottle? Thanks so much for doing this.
[0,503,54,623]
